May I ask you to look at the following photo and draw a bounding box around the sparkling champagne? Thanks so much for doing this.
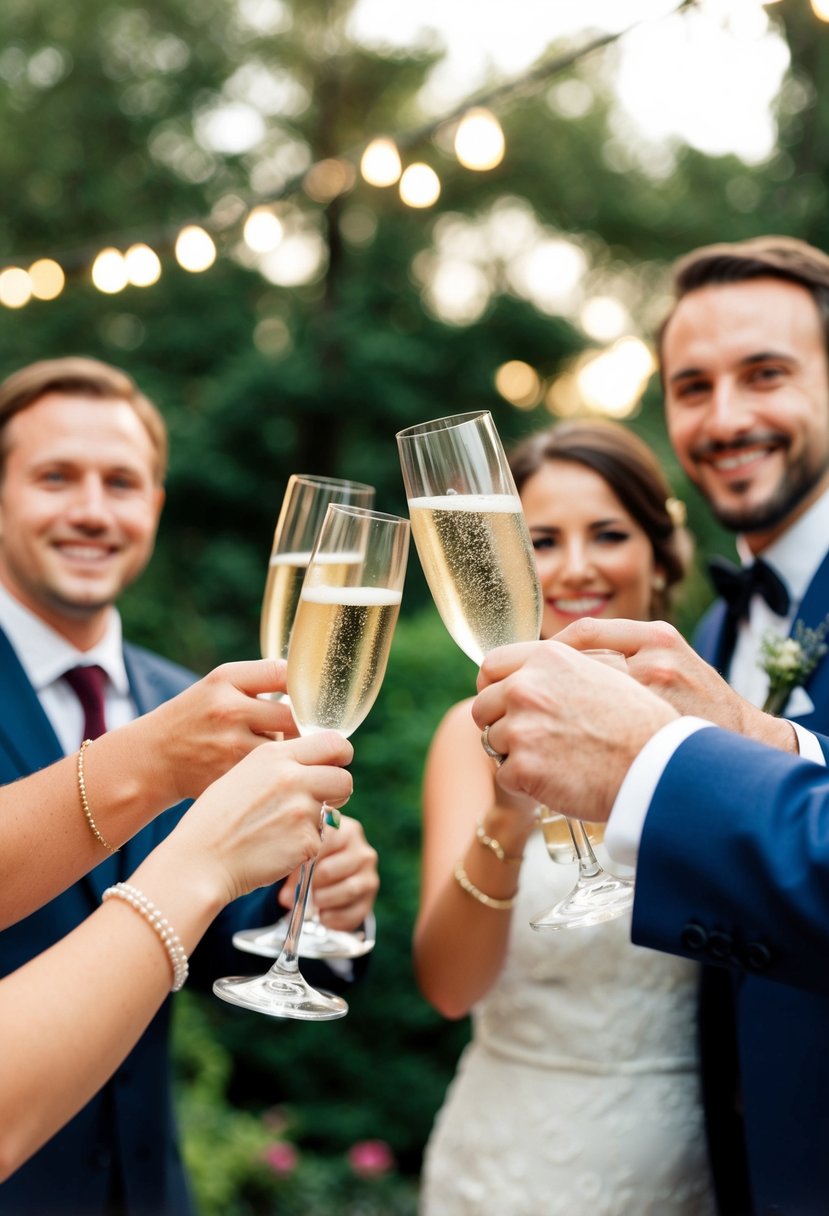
[288,586,402,737]
[260,552,312,660]
[260,550,364,660]
[539,812,604,863]
[408,494,541,662]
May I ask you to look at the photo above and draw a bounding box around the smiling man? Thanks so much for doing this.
[656,237,829,1215]
[0,357,379,1216]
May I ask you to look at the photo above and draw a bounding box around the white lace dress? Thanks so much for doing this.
[419,832,715,1215]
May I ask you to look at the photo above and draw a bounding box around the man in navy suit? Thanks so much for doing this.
[482,235,829,1214]
[0,356,379,1216]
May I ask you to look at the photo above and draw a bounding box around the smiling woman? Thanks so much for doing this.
[413,419,708,1216]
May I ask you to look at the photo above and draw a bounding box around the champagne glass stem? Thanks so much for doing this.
[567,820,602,881]
[275,857,317,973]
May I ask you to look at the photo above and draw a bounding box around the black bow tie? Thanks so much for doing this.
[708,555,790,621]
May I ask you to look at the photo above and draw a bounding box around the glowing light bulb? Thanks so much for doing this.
[399,163,441,208]
[91,248,128,294]
[811,0,829,19]
[454,108,505,171]
[28,258,65,301]
[125,243,162,287]
[360,138,402,187]
[0,267,32,309]
[175,226,216,272]
[243,207,284,253]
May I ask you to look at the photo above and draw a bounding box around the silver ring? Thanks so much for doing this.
[481,725,507,766]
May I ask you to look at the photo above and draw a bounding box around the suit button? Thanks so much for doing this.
[681,922,708,951]
[707,930,733,960]
[745,941,772,972]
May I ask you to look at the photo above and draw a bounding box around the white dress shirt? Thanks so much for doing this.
[605,489,829,866]
[0,583,137,755]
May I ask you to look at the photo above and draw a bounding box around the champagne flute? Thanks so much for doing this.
[233,473,376,963]
[214,504,409,1020]
[396,412,632,930]
[529,649,635,930]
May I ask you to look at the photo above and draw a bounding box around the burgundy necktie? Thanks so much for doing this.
[63,665,108,743]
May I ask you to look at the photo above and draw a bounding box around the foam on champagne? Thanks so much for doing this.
[288,585,402,737]
[408,493,541,663]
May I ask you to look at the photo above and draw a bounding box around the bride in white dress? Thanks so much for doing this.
[415,421,715,1216]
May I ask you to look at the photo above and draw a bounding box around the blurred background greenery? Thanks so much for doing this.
[3,0,829,1207]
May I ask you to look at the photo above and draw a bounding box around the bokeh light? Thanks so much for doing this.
[91,248,128,294]
[360,137,402,186]
[399,163,441,208]
[454,108,505,171]
[175,226,217,272]
[243,207,285,253]
[495,360,542,409]
[0,267,32,309]
[28,258,65,301]
[125,243,162,287]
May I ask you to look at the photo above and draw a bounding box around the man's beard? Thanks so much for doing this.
[707,449,829,536]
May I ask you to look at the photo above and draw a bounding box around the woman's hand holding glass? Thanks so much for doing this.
[213,503,409,1020]
[233,472,376,963]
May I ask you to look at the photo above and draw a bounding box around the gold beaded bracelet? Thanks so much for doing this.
[475,819,523,864]
[77,739,118,854]
[453,863,517,910]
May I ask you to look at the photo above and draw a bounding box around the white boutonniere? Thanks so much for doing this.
[759,619,829,715]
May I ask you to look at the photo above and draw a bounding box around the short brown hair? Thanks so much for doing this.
[0,356,168,482]
[509,419,689,620]
[658,235,829,364]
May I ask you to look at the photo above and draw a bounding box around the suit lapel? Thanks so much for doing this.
[782,549,829,723]
[0,626,64,776]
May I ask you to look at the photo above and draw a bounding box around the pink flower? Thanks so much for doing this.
[263,1141,299,1176]
[347,1139,395,1178]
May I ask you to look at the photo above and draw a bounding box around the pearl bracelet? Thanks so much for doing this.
[103,882,189,992]
[453,863,517,911]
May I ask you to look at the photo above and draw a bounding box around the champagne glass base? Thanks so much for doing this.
[530,872,635,931]
[212,972,348,1020]
[232,919,375,961]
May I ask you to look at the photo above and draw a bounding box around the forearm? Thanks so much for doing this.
[414,805,531,1019]
[0,844,222,1180]
[0,715,184,929]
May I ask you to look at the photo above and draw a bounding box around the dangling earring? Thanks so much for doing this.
[652,573,666,592]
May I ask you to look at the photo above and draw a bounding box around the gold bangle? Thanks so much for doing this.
[77,739,118,854]
[453,863,517,910]
[475,819,523,864]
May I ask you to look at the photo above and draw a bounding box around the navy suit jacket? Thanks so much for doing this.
[0,628,306,1216]
[634,550,829,1216]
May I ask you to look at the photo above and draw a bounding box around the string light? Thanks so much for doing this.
[91,248,128,294]
[810,0,829,19]
[28,258,65,300]
[360,137,402,187]
[174,226,217,272]
[243,206,284,253]
[0,268,32,309]
[0,2,729,310]
[454,109,505,171]
[399,163,441,208]
[125,244,162,287]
